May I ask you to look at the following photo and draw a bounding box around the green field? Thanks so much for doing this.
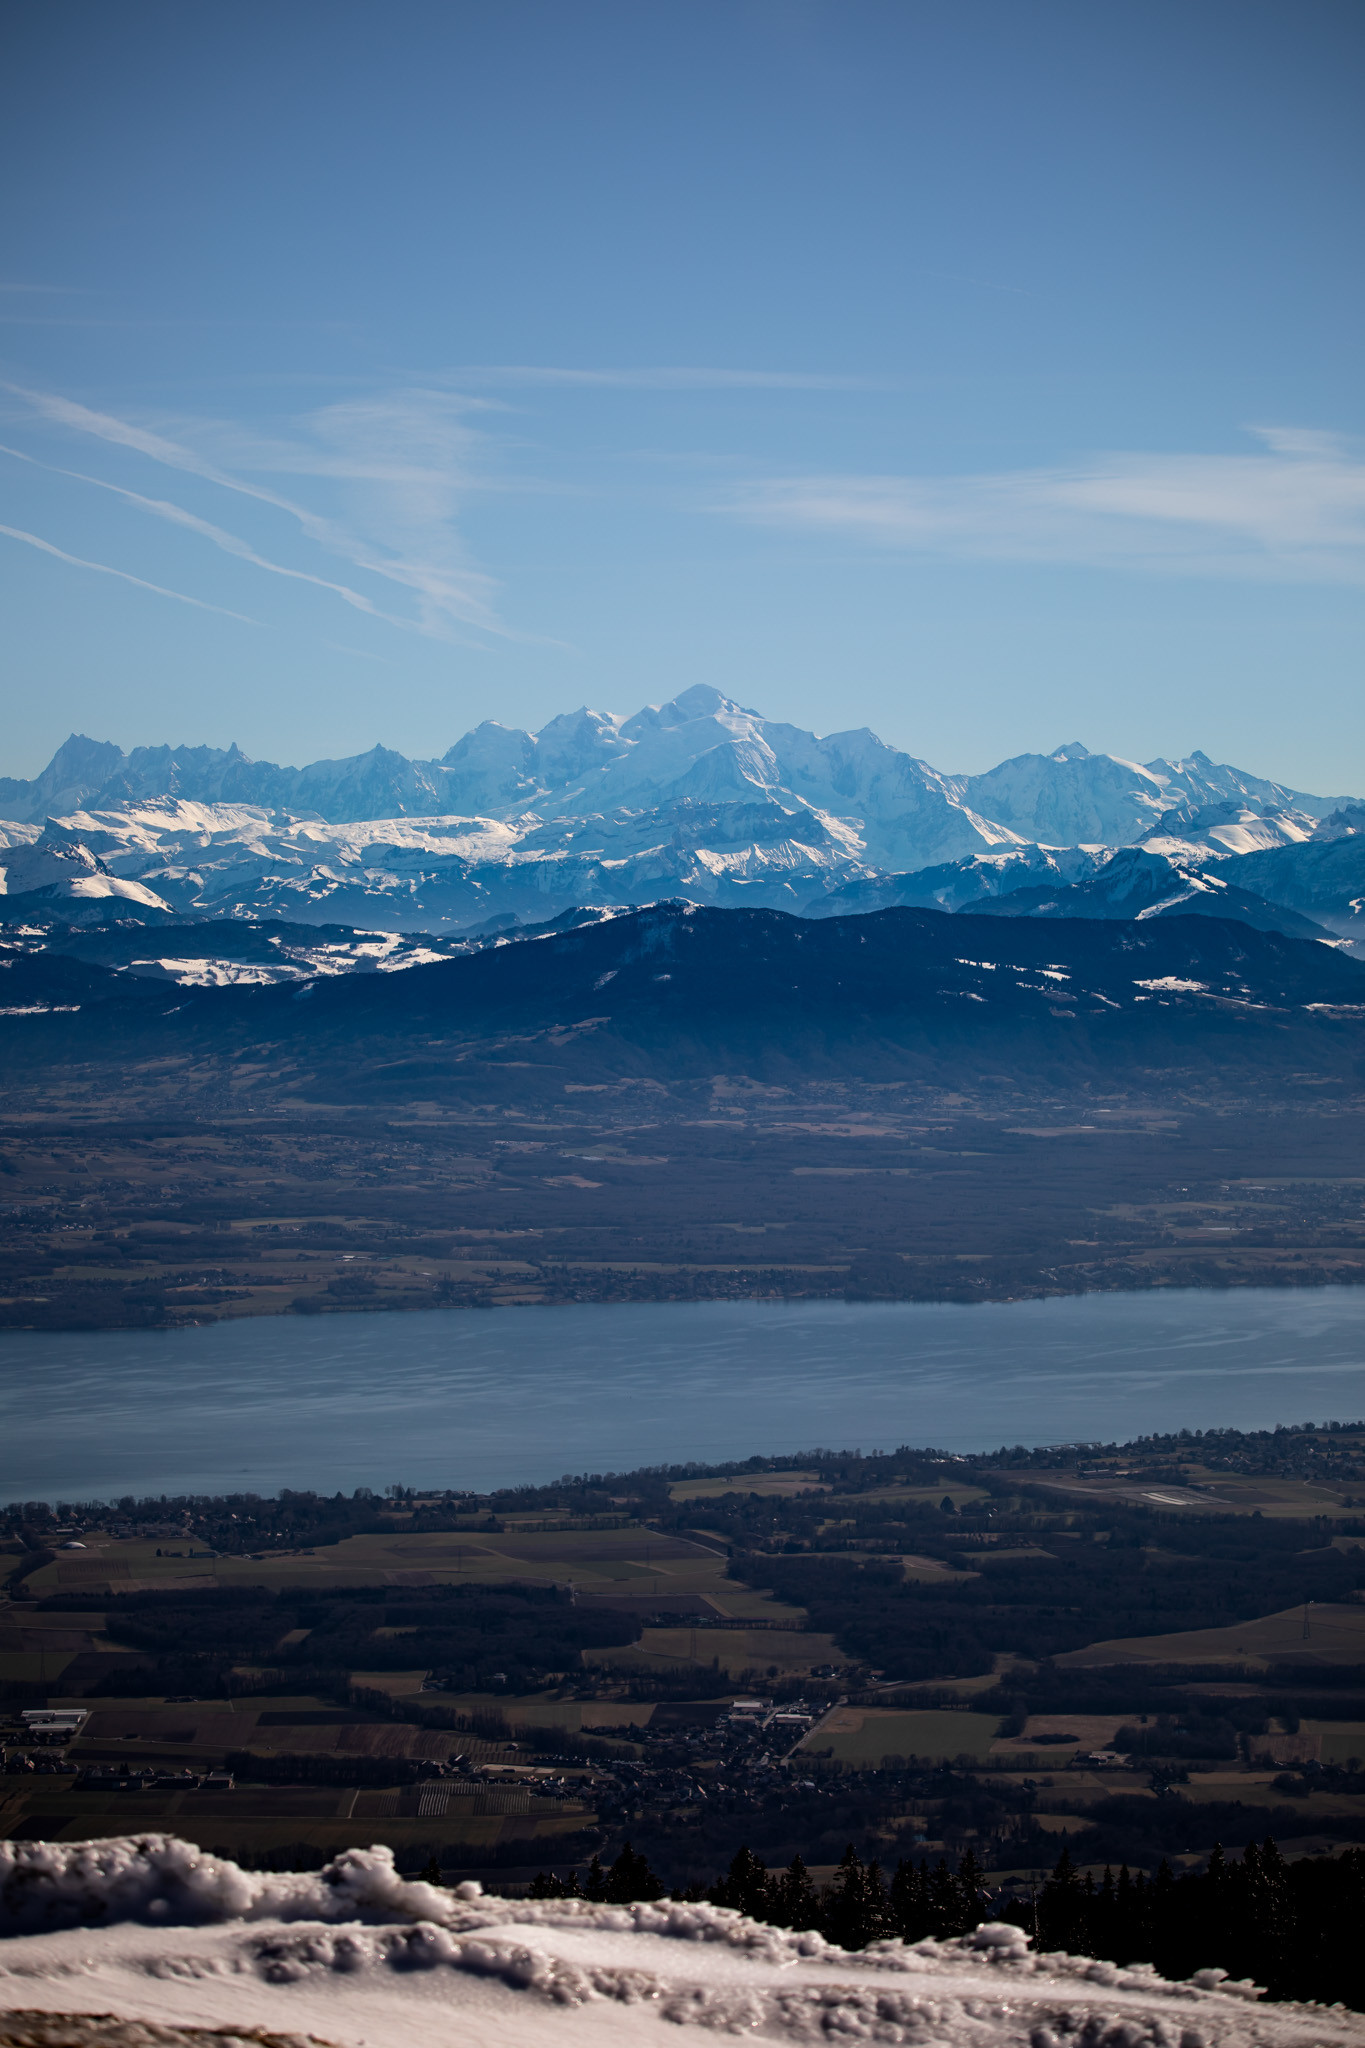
[669,1472,828,1501]
[431,1692,658,1731]
[0,1680,601,1859]
[25,1524,784,1614]
[0,1650,78,1681]
[585,1624,839,1679]
[1308,1721,1365,1767]
[803,1708,1002,1766]
[1058,1602,1365,1670]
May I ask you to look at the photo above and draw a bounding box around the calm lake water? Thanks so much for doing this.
[4,1288,1365,1502]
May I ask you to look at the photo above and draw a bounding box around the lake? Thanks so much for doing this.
[4,1287,1365,1502]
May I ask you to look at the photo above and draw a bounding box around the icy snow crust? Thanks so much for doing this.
[1,1838,1360,2048]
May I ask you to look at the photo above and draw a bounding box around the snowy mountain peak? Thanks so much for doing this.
[1317,801,1365,841]
[631,682,759,728]
[1,701,1359,940]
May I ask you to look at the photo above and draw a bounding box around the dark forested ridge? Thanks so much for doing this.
[3,900,1363,1330]
[5,902,1365,1100]
[540,1836,1365,2008]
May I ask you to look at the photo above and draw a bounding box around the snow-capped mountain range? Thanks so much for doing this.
[0,686,1360,951]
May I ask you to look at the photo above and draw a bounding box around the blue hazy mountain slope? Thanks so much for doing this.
[810,843,1365,950]
[960,847,1341,943]
[5,903,1364,1106]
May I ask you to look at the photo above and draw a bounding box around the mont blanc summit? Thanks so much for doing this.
[0,688,1359,941]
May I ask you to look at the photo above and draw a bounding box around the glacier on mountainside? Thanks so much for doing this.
[0,688,1359,938]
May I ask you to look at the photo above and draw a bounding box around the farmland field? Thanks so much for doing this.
[1058,1602,1365,1670]
[7,1422,1365,1896]
[586,1626,840,1679]
[803,1708,1003,1766]
[21,1525,772,1611]
[4,1102,1365,1335]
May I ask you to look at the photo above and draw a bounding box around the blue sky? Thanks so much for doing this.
[2,0,1363,789]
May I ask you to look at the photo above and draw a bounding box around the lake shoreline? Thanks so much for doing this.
[6,1263,1365,1337]
[5,1287,1365,1502]
[6,1099,1363,1337]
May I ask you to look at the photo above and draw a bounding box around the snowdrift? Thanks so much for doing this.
[1,1837,1361,2048]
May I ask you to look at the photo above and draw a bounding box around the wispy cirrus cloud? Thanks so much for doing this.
[267,389,505,637]
[0,522,259,620]
[450,364,882,391]
[0,442,394,618]
[2,382,508,639]
[727,428,1365,584]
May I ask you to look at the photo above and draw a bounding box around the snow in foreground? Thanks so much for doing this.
[1,1836,1360,2048]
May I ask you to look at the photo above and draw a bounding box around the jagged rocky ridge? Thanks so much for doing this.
[2,692,1358,933]
[0,690,1360,959]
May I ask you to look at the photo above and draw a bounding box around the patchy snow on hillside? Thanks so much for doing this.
[1,1836,1360,2048]
[1,699,1361,937]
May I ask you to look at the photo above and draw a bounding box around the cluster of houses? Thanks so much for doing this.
[727,1698,819,1738]
[76,1766,236,1791]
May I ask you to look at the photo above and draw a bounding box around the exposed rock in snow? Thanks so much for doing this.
[961,743,1171,846]
[1,1838,1358,2048]
[0,799,876,934]
[1313,802,1365,843]
[0,702,1357,936]
[0,837,172,913]
[1142,749,1347,822]
[1141,802,1320,859]
[949,848,1344,946]
[807,844,1111,917]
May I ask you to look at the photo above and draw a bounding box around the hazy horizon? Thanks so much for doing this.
[7,698,1358,799]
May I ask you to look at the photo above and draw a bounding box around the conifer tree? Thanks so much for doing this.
[889,1856,931,1941]
[1148,1858,1178,1975]
[953,1847,988,1936]
[822,1845,896,1951]
[1239,1837,1293,1992]
[605,1841,664,1903]
[1186,1842,1230,1982]
[1038,1847,1089,1953]
[822,1844,868,1951]
[1094,1866,1117,1953]
[710,1846,771,1919]
[862,1859,897,1946]
[771,1854,821,1931]
[926,1856,959,1937]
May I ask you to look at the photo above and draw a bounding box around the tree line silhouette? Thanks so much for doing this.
[520,1837,1365,2008]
